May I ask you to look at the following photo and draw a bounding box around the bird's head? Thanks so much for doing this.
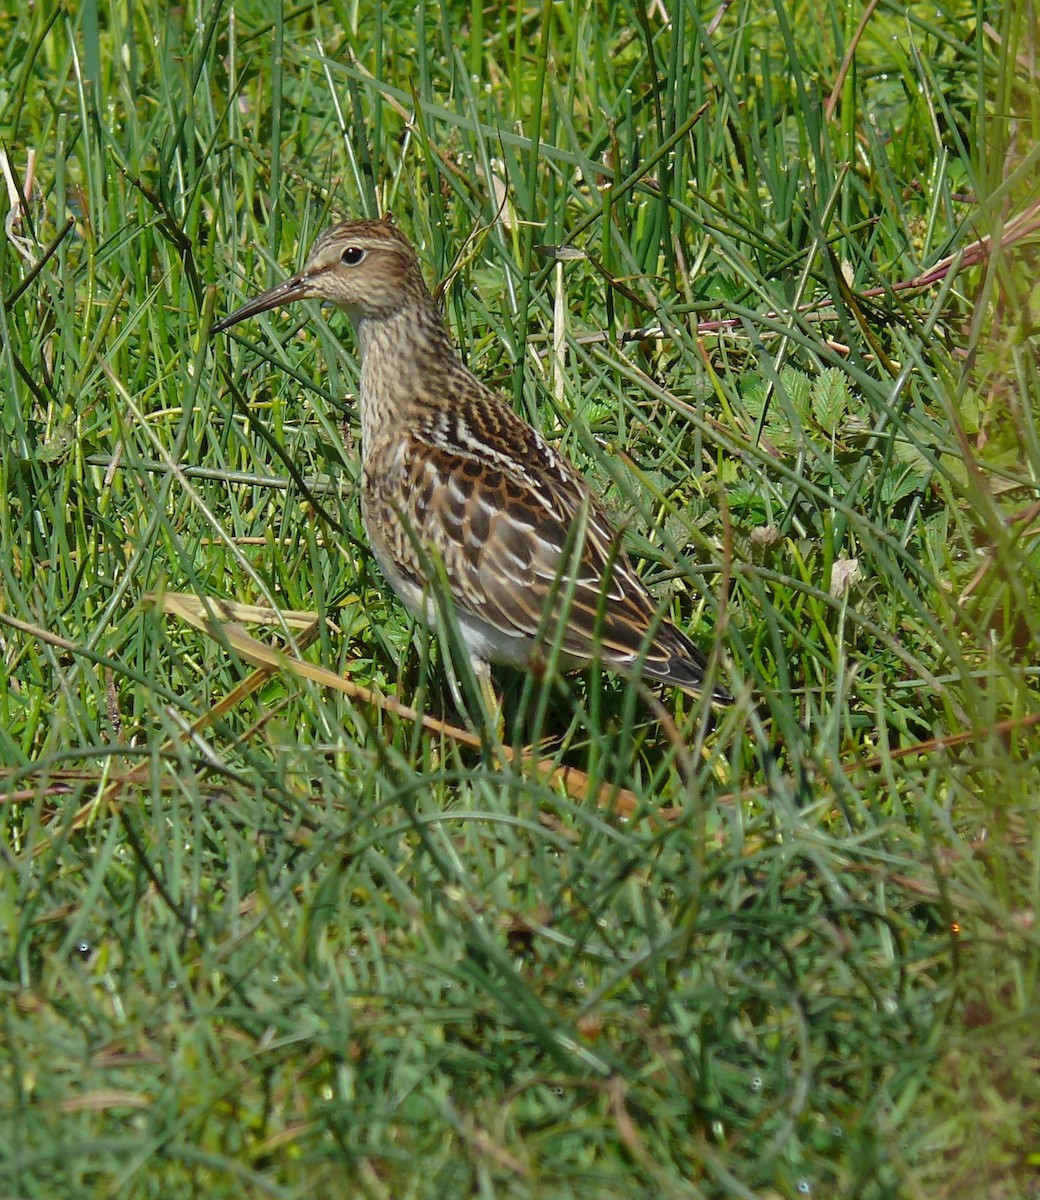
[212,216,425,333]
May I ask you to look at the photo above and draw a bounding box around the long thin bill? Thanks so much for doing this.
[211,272,316,334]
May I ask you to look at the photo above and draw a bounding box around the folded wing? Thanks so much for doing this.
[370,390,726,699]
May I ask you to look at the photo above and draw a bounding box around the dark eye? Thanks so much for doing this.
[341,246,365,266]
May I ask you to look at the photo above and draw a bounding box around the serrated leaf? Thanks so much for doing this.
[811,367,848,435]
[881,464,930,507]
[780,366,812,422]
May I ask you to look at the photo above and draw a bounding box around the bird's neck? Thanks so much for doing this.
[354,300,459,451]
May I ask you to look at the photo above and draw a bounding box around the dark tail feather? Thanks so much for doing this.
[642,624,733,704]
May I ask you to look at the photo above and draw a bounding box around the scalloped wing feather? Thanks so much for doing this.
[362,386,725,698]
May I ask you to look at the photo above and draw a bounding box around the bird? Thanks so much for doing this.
[212,216,732,709]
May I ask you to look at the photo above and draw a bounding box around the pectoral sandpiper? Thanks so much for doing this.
[213,216,731,708]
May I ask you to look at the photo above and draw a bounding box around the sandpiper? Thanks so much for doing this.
[213,217,731,707]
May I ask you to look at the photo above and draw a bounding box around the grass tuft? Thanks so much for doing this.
[1,1,1037,1196]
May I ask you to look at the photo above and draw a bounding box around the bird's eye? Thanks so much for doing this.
[341,246,366,266]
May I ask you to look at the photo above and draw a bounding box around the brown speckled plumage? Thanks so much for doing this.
[214,216,730,703]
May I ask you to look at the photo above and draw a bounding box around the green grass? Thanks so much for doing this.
[2,0,1038,1196]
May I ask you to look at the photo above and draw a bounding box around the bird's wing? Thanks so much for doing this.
[371,391,712,687]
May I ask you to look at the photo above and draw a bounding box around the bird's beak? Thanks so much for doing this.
[212,270,320,334]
